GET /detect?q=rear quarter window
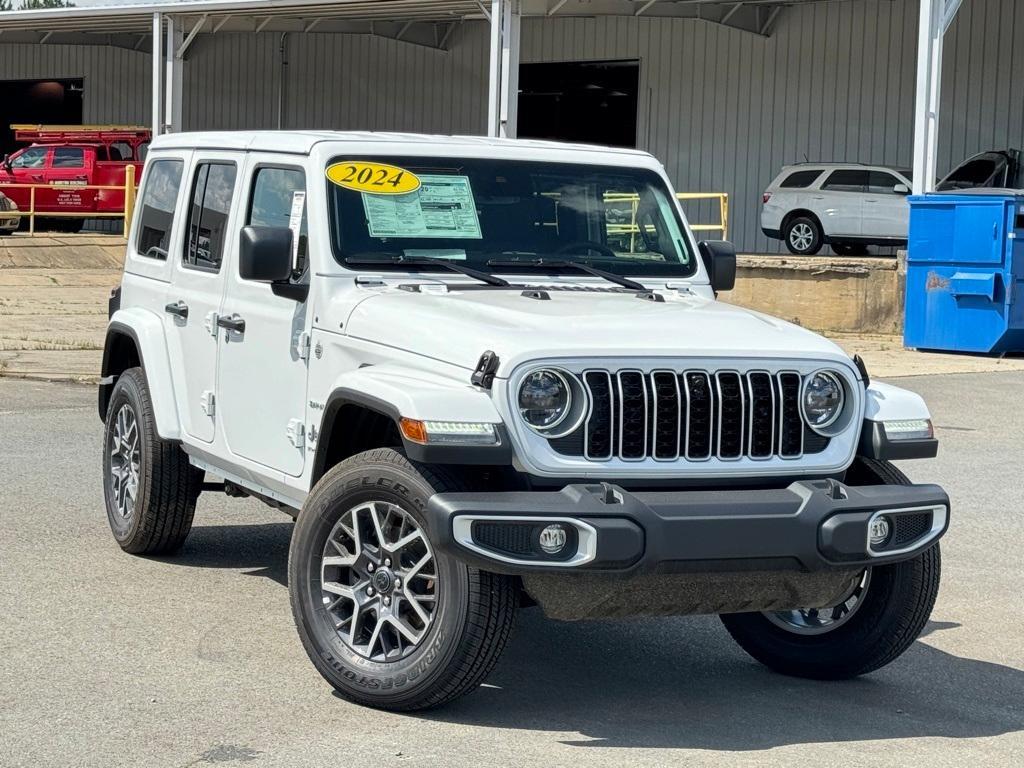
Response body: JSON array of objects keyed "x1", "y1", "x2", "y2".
[{"x1": 779, "y1": 170, "x2": 823, "y2": 188}]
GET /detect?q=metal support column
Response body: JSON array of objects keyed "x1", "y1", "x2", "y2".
[
  {"x1": 165, "y1": 15, "x2": 184, "y2": 133},
  {"x1": 912, "y1": 0, "x2": 962, "y2": 195},
  {"x1": 486, "y1": 0, "x2": 504, "y2": 137},
  {"x1": 151, "y1": 11, "x2": 163, "y2": 137},
  {"x1": 499, "y1": 1, "x2": 520, "y2": 138}
]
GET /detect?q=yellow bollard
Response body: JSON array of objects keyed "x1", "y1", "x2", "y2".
[{"x1": 123, "y1": 165, "x2": 137, "y2": 239}]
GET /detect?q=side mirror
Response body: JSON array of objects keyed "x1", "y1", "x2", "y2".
[
  {"x1": 2, "y1": 155, "x2": 11, "y2": 173},
  {"x1": 698, "y1": 240, "x2": 737, "y2": 293},
  {"x1": 239, "y1": 225, "x2": 293, "y2": 282},
  {"x1": 893, "y1": 183, "x2": 910, "y2": 195}
]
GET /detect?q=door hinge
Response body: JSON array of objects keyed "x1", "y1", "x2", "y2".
[
  {"x1": 204, "y1": 311, "x2": 219, "y2": 337},
  {"x1": 286, "y1": 418, "x2": 305, "y2": 448},
  {"x1": 201, "y1": 390, "x2": 216, "y2": 417},
  {"x1": 297, "y1": 332, "x2": 311, "y2": 361}
]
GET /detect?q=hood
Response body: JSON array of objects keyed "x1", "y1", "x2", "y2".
[{"x1": 337, "y1": 284, "x2": 852, "y2": 375}]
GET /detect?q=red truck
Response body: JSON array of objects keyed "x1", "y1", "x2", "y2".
[{"x1": 0, "y1": 124, "x2": 149, "y2": 231}]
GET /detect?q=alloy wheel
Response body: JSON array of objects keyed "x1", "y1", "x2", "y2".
[
  {"x1": 763, "y1": 569, "x2": 872, "y2": 635},
  {"x1": 319, "y1": 501, "x2": 438, "y2": 662},
  {"x1": 109, "y1": 403, "x2": 141, "y2": 520},
  {"x1": 789, "y1": 222, "x2": 815, "y2": 252}
]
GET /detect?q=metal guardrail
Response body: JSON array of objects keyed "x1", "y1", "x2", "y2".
[
  {"x1": 604, "y1": 191, "x2": 729, "y2": 249},
  {"x1": 1, "y1": 164, "x2": 137, "y2": 237}
]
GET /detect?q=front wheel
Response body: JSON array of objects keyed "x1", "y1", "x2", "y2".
[
  {"x1": 721, "y1": 457, "x2": 941, "y2": 678},
  {"x1": 288, "y1": 448, "x2": 518, "y2": 711}
]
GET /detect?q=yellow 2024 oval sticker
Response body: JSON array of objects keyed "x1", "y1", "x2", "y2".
[{"x1": 326, "y1": 162, "x2": 421, "y2": 195}]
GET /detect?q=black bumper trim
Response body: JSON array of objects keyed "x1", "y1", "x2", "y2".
[{"x1": 425, "y1": 479, "x2": 949, "y2": 575}]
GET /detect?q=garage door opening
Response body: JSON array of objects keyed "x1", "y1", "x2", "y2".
[
  {"x1": 0, "y1": 78, "x2": 83, "y2": 156},
  {"x1": 517, "y1": 60, "x2": 639, "y2": 148}
]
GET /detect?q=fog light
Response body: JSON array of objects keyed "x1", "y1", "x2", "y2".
[
  {"x1": 869, "y1": 515, "x2": 892, "y2": 548},
  {"x1": 538, "y1": 524, "x2": 568, "y2": 555}
]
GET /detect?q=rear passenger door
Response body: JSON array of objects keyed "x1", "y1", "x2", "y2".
[
  {"x1": 217, "y1": 157, "x2": 310, "y2": 477},
  {"x1": 817, "y1": 169, "x2": 868, "y2": 237},
  {"x1": 163, "y1": 156, "x2": 240, "y2": 444}
]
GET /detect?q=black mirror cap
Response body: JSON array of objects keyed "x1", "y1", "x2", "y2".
[
  {"x1": 239, "y1": 225, "x2": 293, "y2": 283},
  {"x1": 698, "y1": 240, "x2": 737, "y2": 293}
]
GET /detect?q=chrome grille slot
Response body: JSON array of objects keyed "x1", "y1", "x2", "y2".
[
  {"x1": 715, "y1": 372, "x2": 745, "y2": 460},
  {"x1": 777, "y1": 371, "x2": 804, "y2": 458},
  {"x1": 684, "y1": 371, "x2": 714, "y2": 460},
  {"x1": 573, "y1": 366, "x2": 819, "y2": 463},
  {"x1": 617, "y1": 370, "x2": 648, "y2": 460}
]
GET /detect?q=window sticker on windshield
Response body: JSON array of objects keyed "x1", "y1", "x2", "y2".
[
  {"x1": 326, "y1": 162, "x2": 421, "y2": 195},
  {"x1": 288, "y1": 191, "x2": 305, "y2": 266},
  {"x1": 361, "y1": 175, "x2": 482, "y2": 239}
]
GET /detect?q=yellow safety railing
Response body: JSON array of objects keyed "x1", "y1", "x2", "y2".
[
  {"x1": 2, "y1": 164, "x2": 137, "y2": 238},
  {"x1": 603, "y1": 191, "x2": 729, "y2": 249},
  {"x1": 675, "y1": 192, "x2": 729, "y2": 240}
]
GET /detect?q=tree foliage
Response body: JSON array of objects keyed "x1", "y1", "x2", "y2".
[{"x1": 17, "y1": 0, "x2": 76, "y2": 9}]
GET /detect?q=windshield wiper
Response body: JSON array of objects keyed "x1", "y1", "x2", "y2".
[
  {"x1": 344, "y1": 255, "x2": 510, "y2": 287},
  {"x1": 486, "y1": 257, "x2": 645, "y2": 292}
]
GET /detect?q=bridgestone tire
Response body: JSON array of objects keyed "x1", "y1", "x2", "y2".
[
  {"x1": 102, "y1": 367, "x2": 203, "y2": 554},
  {"x1": 289, "y1": 448, "x2": 518, "y2": 711},
  {"x1": 720, "y1": 458, "x2": 941, "y2": 679}
]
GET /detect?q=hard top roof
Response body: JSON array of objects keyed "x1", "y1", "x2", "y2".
[{"x1": 150, "y1": 130, "x2": 655, "y2": 161}]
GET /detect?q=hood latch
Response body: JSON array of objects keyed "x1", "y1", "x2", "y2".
[{"x1": 471, "y1": 350, "x2": 500, "y2": 390}]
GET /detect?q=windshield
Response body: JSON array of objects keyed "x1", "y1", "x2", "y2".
[{"x1": 327, "y1": 156, "x2": 696, "y2": 278}]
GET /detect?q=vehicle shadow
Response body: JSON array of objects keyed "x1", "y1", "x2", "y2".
[
  {"x1": 424, "y1": 612, "x2": 1024, "y2": 751},
  {"x1": 152, "y1": 521, "x2": 293, "y2": 587}
]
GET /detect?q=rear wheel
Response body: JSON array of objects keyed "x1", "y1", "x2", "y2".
[
  {"x1": 721, "y1": 458, "x2": 941, "y2": 678},
  {"x1": 784, "y1": 215, "x2": 823, "y2": 255},
  {"x1": 289, "y1": 448, "x2": 518, "y2": 711},
  {"x1": 102, "y1": 367, "x2": 203, "y2": 554}
]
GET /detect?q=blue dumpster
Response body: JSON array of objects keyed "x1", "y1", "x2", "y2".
[{"x1": 904, "y1": 192, "x2": 1024, "y2": 354}]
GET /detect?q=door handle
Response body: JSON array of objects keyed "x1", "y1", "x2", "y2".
[
  {"x1": 164, "y1": 300, "x2": 189, "y2": 319},
  {"x1": 216, "y1": 313, "x2": 246, "y2": 333}
]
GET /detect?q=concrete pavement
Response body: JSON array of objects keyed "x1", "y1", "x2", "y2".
[{"x1": 1, "y1": 372, "x2": 1022, "y2": 767}]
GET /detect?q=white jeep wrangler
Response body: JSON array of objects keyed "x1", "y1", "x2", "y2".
[{"x1": 100, "y1": 131, "x2": 948, "y2": 711}]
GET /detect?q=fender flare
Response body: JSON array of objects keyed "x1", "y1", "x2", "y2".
[
  {"x1": 100, "y1": 309, "x2": 181, "y2": 440},
  {"x1": 859, "y1": 382, "x2": 937, "y2": 460},
  {"x1": 311, "y1": 367, "x2": 511, "y2": 480}
]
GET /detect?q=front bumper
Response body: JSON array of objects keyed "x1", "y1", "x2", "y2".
[{"x1": 426, "y1": 479, "x2": 949, "y2": 575}]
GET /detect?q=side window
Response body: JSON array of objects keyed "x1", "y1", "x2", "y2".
[
  {"x1": 11, "y1": 147, "x2": 48, "y2": 169},
  {"x1": 867, "y1": 172, "x2": 901, "y2": 195},
  {"x1": 52, "y1": 147, "x2": 85, "y2": 168},
  {"x1": 135, "y1": 159, "x2": 184, "y2": 259},
  {"x1": 246, "y1": 166, "x2": 308, "y2": 277},
  {"x1": 822, "y1": 169, "x2": 869, "y2": 193},
  {"x1": 183, "y1": 162, "x2": 237, "y2": 272},
  {"x1": 779, "y1": 170, "x2": 823, "y2": 188}
]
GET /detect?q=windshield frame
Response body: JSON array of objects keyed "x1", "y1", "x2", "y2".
[{"x1": 325, "y1": 154, "x2": 700, "y2": 281}]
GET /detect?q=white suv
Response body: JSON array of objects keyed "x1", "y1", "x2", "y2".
[
  {"x1": 99, "y1": 131, "x2": 949, "y2": 711},
  {"x1": 761, "y1": 163, "x2": 912, "y2": 255}
]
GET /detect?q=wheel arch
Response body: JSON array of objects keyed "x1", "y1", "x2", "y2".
[
  {"x1": 782, "y1": 208, "x2": 823, "y2": 233},
  {"x1": 99, "y1": 311, "x2": 181, "y2": 440},
  {"x1": 310, "y1": 390, "x2": 405, "y2": 487}
]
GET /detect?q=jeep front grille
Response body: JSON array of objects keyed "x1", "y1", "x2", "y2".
[{"x1": 569, "y1": 369, "x2": 819, "y2": 462}]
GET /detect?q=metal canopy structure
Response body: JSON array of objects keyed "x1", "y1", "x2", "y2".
[{"x1": 0, "y1": 0, "x2": 967, "y2": 193}]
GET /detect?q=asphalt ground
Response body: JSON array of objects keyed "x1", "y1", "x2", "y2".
[{"x1": 1, "y1": 372, "x2": 1022, "y2": 768}]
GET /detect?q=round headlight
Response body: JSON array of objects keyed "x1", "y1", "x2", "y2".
[
  {"x1": 802, "y1": 371, "x2": 845, "y2": 429},
  {"x1": 518, "y1": 369, "x2": 571, "y2": 431}
]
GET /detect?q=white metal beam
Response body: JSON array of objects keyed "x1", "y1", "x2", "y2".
[
  {"x1": 151, "y1": 11, "x2": 162, "y2": 136},
  {"x1": 438, "y1": 21, "x2": 458, "y2": 49},
  {"x1": 176, "y1": 13, "x2": 207, "y2": 58},
  {"x1": 721, "y1": 3, "x2": 742, "y2": 26},
  {"x1": 759, "y1": 6, "x2": 782, "y2": 36},
  {"x1": 499, "y1": 0, "x2": 521, "y2": 138},
  {"x1": 912, "y1": 0, "x2": 943, "y2": 194},
  {"x1": 941, "y1": 0, "x2": 963, "y2": 34},
  {"x1": 547, "y1": 0, "x2": 568, "y2": 16},
  {"x1": 635, "y1": 0, "x2": 658, "y2": 16},
  {"x1": 254, "y1": 16, "x2": 272, "y2": 33},
  {"x1": 486, "y1": 0, "x2": 503, "y2": 136},
  {"x1": 165, "y1": 15, "x2": 183, "y2": 132},
  {"x1": 212, "y1": 15, "x2": 231, "y2": 33}
]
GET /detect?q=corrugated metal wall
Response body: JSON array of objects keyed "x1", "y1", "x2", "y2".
[{"x1": 1, "y1": 0, "x2": 1022, "y2": 251}]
